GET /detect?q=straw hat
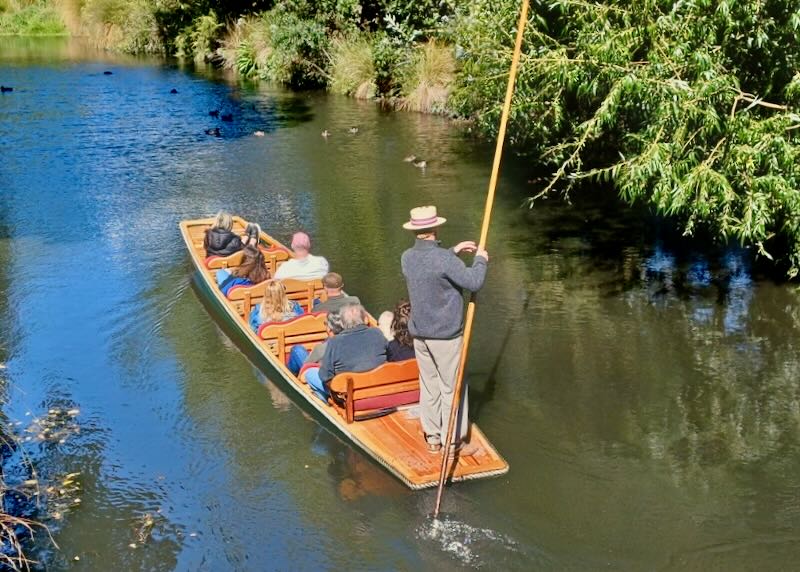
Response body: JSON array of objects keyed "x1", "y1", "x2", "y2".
[{"x1": 402, "y1": 205, "x2": 447, "y2": 231}]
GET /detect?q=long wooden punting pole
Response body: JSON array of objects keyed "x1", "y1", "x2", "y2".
[{"x1": 433, "y1": 0, "x2": 530, "y2": 517}]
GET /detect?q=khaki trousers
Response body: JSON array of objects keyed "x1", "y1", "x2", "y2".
[{"x1": 413, "y1": 336, "x2": 469, "y2": 444}]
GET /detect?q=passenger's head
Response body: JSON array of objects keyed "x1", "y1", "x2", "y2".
[
  {"x1": 322, "y1": 272, "x2": 343, "y2": 295},
  {"x1": 339, "y1": 302, "x2": 368, "y2": 331},
  {"x1": 233, "y1": 246, "x2": 269, "y2": 283},
  {"x1": 213, "y1": 211, "x2": 233, "y2": 232},
  {"x1": 326, "y1": 310, "x2": 345, "y2": 336},
  {"x1": 391, "y1": 299, "x2": 412, "y2": 347},
  {"x1": 290, "y1": 231, "x2": 312, "y2": 256},
  {"x1": 259, "y1": 280, "x2": 293, "y2": 323}
]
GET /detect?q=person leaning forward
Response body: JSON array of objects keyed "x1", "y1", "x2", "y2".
[{"x1": 400, "y1": 205, "x2": 488, "y2": 454}]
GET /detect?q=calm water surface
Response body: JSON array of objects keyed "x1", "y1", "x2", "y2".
[{"x1": 1, "y1": 38, "x2": 799, "y2": 570}]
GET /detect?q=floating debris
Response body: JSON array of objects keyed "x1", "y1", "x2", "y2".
[
  {"x1": 25, "y1": 406, "x2": 81, "y2": 444},
  {"x1": 135, "y1": 513, "x2": 156, "y2": 543}
]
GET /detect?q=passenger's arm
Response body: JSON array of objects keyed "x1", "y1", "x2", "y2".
[{"x1": 319, "y1": 344, "x2": 335, "y2": 383}]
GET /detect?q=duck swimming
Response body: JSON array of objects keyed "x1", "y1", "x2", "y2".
[
  {"x1": 403, "y1": 155, "x2": 416, "y2": 162},
  {"x1": 170, "y1": 88, "x2": 178, "y2": 94},
  {"x1": 348, "y1": 127, "x2": 359, "y2": 134},
  {"x1": 253, "y1": 130, "x2": 265, "y2": 137},
  {"x1": 204, "y1": 127, "x2": 221, "y2": 137},
  {"x1": 413, "y1": 160, "x2": 427, "y2": 169},
  {"x1": 0, "y1": 86, "x2": 13, "y2": 93},
  {"x1": 221, "y1": 113, "x2": 233, "y2": 122},
  {"x1": 103, "y1": 71, "x2": 113, "y2": 75},
  {"x1": 321, "y1": 130, "x2": 330, "y2": 138},
  {"x1": 209, "y1": 110, "x2": 219, "y2": 118}
]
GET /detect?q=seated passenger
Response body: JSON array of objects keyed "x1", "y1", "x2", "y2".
[
  {"x1": 205, "y1": 211, "x2": 244, "y2": 257},
  {"x1": 304, "y1": 303, "x2": 387, "y2": 402},
  {"x1": 273, "y1": 231, "x2": 329, "y2": 281},
  {"x1": 287, "y1": 310, "x2": 345, "y2": 375},
  {"x1": 386, "y1": 300, "x2": 415, "y2": 362},
  {"x1": 249, "y1": 279, "x2": 304, "y2": 332},
  {"x1": 313, "y1": 272, "x2": 360, "y2": 314},
  {"x1": 215, "y1": 245, "x2": 270, "y2": 296}
]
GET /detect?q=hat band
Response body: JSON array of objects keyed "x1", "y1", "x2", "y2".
[{"x1": 410, "y1": 215, "x2": 439, "y2": 227}]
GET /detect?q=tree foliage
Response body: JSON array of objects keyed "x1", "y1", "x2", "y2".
[{"x1": 452, "y1": 0, "x2": 800, "y2": 276}]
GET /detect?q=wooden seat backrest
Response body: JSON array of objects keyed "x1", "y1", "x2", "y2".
[
  {"x1": 206, "y1": 250, "x2": 245, "y2": 269},
  {"x1": 282, "y1": 278, "x2": 326, "y2": 312},
  {"x1": 262, "y1": 247, "x2": 290, "y2": 276},
  {"x1": 258, "y1": 313, "x2": 329, "y2": 363},
  {"x1": 226, "y1": 281, "x2": 268, "y2": 318},
  {"x1": 329, "y1": 360, "x2": 420, "y2": 422}
]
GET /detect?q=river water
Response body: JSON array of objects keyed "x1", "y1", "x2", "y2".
[{"x1": 1, "y1": 37, "x2": 799, "y2": 570}]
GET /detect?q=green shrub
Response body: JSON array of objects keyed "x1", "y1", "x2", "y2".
[
  {"x1": 259, "y1": 9, "x2": 330, "y2": 87},
  {"x1": 329, "y1": 35, "x2": 376, "y2": 99},
  {"x1": 190, "y1": 11, "x2": 222, "y2": 62}
]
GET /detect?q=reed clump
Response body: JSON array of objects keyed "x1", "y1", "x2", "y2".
[
  {"x1": 80, "y1": 0, "x2": 161, "y2": 53},
  {"x1": 396, "y1": 40, "x2": 455, "y2": 114},
  {"x1": 328, "y1": 36, "x2": 376, "y2": 99},
  {"x1": 0, "y1": 0, "x2": 66, "y2": 36}
]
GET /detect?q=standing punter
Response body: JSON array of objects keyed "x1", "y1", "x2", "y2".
[{"x1": 401, "y1": 205, "x2": 488, "y2": 454}]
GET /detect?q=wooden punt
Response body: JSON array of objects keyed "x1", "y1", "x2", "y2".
[{"x1": 180, "y1": 216, "x2": 509, "y2": 489}]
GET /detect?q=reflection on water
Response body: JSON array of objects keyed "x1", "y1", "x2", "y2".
[{"x1": 1, "y1": 37, "x2": 800, "y2": 570}]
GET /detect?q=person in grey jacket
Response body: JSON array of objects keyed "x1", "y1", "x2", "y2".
[
  {"x1": 304, "y1": 303, "x2": 387, "y2": 402},
  {"x1": 400, "y1": 206, "x2": 488, "y2": 453}
]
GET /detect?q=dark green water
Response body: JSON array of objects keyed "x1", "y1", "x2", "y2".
[{"x1": 1, "y1": 37, "x2": 799, "y2": 570}]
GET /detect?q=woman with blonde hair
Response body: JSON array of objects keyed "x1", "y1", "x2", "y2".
[
  {"x1": 204, "y1": 210, "x2": 244, "y2": 257},
  {"x1": 249, "y1": 280, "x2": 304, "y2": 332}
]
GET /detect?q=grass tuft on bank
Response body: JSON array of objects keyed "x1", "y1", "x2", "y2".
[
  {"x1": 328, "y1": 36, "x2": 376, "y2": 99},
  {"x1": 396, "y1": 40, "x2": 455, "y2": 113},
  {"x1": 0, "y1": 0, "x2": 66, "y2": 36}
]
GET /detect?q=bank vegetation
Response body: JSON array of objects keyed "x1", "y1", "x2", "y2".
[{"x1": 4, "y1": 0, "x2": 800, "y2": 276}]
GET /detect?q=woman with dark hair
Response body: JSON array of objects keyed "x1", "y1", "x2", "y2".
[
  {"x1": 215, "y1": 245, "x2": 270, "y2": 296},
  {"x1": 387, "y1": 299, "x2": 415, "y2": 362}
]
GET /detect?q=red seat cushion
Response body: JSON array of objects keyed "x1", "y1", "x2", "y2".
[{"x1": 353, "y1": 390, "x2": 419, "y2": 412}]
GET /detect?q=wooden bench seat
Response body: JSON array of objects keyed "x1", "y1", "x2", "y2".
[
  {"x1": 329, "y1": 360, "x2": 420, "y2": 423},
  {"x1": 205, "y1": 245, "x2": 290, "y2": 276},
  {"x1": 258, "y1": 313, "x2": 329, "y2": 363},
  {"x1": 225, "y1": 278, "x2": 327, "y2": 319}
]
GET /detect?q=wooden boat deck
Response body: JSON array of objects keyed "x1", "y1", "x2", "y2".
[{"x1": 180, "y1": 216, "x2": 509, "y2": 489}]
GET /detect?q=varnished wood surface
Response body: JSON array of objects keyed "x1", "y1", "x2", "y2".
[{"x1": 180, "y1": 217, "x2": 509, "y2": 488}]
